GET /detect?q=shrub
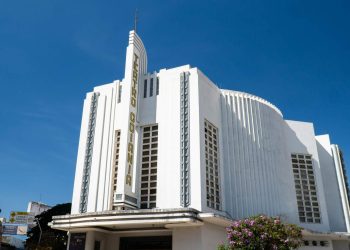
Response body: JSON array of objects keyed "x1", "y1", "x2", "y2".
[{"x1": 218, "y1": 215, "x2": 302, "y2": 250}]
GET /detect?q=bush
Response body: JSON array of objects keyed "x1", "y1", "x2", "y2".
[{"x1": 218, "y1": 215, "x2": 302, "y2": 250}]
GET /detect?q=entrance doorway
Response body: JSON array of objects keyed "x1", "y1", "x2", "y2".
[{"x1": 119, "y1": 236, "x2": 172, "y2": 250}]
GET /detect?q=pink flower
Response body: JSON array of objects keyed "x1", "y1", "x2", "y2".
[
  {"x1": 274, "y1": 219, "x2": 280, "y2": 224},
  {"x1": 232, "y1": 221, "x2": 240, "y2": 227}
]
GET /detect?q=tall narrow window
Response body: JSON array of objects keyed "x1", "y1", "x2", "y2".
[
  {"x1": 156, "y1": 77, "x2": 159, "y2": 95},
  {"x1": 111, "y1": 130, "x2": 121, "y2": 210},
  {"x1": 204, "y1": 120, "x2": 221, "y2": 210},
  {"x1": 117, "y1": 85, "x2": 122, "y2": 103},
  {"x1": 180, "y1": 72, "x2": 190, "y2": 207},
  {"x1": 144, "y1": 79, "x2": 147, "y2": 98},
  {"x1": 80, "y1": 92, "x2": 99, "y2": 213},
  {"x1": 291, "y1": 154, "x2": 321, "y2": 223},
  {"x1": 140, "y1": 125, "x2": 158, "y2": 209},
  {"x1": 150, "y1": 78, "x2": 154, "y2": 97}
]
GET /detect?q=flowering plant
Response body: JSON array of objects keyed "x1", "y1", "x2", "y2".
[{"x1": 218, "y1": 215, "x2": 302, "y2": 250}]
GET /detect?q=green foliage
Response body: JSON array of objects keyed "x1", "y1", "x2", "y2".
[
  {"x1": 26, "y1": 203, "x2": 71, "y2": 250},
  {"x1": 218, "y1": 215, "x2": 303, "y2": 250}
]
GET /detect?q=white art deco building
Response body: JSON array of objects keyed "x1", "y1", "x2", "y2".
[{"x1": 51, "y1": 30, "x2": 350, "y2": 250}]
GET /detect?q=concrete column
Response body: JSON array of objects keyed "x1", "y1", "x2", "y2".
[{"x1": 85, "y1": 231, "x2": 95, "y2": 250}]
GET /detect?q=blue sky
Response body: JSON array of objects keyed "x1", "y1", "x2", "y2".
[{"x1": 0, "y1": 0, "x2": 349, "y2": 219}]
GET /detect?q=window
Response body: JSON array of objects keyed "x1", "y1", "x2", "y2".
[
  {"x1": 111, "y1": 130, "x2": 121, "y2": 209},
  {"x1": 303, "y1": 240, "x2": 329, "y2": 247},
  {"x1": 150, "y1": 78, "x2": 154, "y2": 97},
  {"x1": 117, "y1": 85, "x2": 122, "y2": 103},
  {"x1": 140, "y1": 124, "x2": 158, "y2": 209},
  {"x1": 94, "y1": 241, "x2": 101, "y2": 250},
  {"x1": 291, "y1": 154, "x2": 321, "y2": 223},
  {"x1": 320, "y1": 241, "x2": 329, "y2": 246},
  {"x1": 156, "y1": 77, "x2": 159, "y2": 95},
  {"x1": 80, "y1": 92, "x2": 99, "y2": 213},
  {"x1": 144, "y1": 79, "x2": 147, "y2": 98},
  {"x1": 205, "y1": 120, "x2": 221, "y2": 210}
]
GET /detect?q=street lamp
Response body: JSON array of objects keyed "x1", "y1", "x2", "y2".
[
  {"x1": 35, "y1": 218, "x2": 42, "y2": 248},
  {"x1": 0, "y1": 208, "x2": 2, "y2": 250}
]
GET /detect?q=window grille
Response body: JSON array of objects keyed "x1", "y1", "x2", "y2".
[
  {"x1": 205, "y1": 120, "x2": 221, "y2": 210},
  {"x1": 180, "y1": 72, "x2": 190, "y2": 207},
  {"x1": 291, "y1": 154, "x2": 321, "y2": 223},
  {"x1": 111, "y1": 130, "x2": 121, "y2": 210},
  {"x1": 80, "y1": 92, "x2": 99, "y2": 213},
  {"x1": 140, "y1": 125, "x2": 158, "y2": 209}
]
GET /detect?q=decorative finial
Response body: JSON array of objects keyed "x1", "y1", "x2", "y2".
[{"x1": 134, "y1": 9, "x2": 138, "y2": 33}]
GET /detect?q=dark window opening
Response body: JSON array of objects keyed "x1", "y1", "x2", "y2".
[
  {"x1": 156, "y1": 77, "x2": 159, "y2": 95},
  {"x1": 150, "y1": 78, "x2": 154, "y2": 97},
  {"x1": 144, "y1": 79, "x2": 147, "y2": 98}
]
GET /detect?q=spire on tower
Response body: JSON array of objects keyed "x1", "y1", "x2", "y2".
[{"x1": 134, "y1": 9, "x2": 138, "y2": 33}]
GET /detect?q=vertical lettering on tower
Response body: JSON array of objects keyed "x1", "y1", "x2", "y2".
[{"x1": 126, "y1": 53, "x2": 139, "y2": 186}]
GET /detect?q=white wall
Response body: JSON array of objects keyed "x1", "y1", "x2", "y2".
[
  {"x1": 70, "y1": 41, "x2": 347, "y2": 239},
  {"x1": 220, "y1": 90, "x2": 297, "y2": 222},
  {"x1": 316, "y1": 135, "x2": 347, "y2": 232},
  {"x1": 195, "y1": 69, "x2": 223, "y2": 214},
  {"x1": 331, "y1": 145, "x2": 350, "y2": 233},
  {"x1": 85, "y1": 231, "x2": 108, "y2": 250},
  {"x1": 150, "y1": 66, "x2": 190, "y2": 209},
  {"x1": 71, "y1": 93, "x2": 94, "y2": 214},
  {"x1": 71, "y1": 82, "x2": 125, "y2": 214},
  {"x1": 285, "y1": 120, "x2": 330, "y2": 232},
  {"x1": 298, "y1": 235, "x2": 333, "y2": 250},
  {"x1": 172, "y1": 227, "x2": 202, "y2": 250},
  {"x1": 173, "y1": 223, "x2": 226, "y2": 250},
  {"x1": 87, "y1": 83, "x2": 118, "y2": 213},
  {"x1": 332, "y1": 240, "x2": 349, "y2": 250}
]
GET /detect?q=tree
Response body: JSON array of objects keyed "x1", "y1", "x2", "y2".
[
  {"x1": 26, "y1": 203, "x2": 71, "y2": 250},
  {"x1": 218, "y1": 215, "x2": 303, "y2": 250}
]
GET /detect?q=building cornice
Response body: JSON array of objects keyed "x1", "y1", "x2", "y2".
[{"x1": 49, "y1": 208, "x2": 234, "y2": 232}]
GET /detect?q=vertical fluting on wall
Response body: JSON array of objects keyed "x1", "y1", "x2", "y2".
[
  {"x1": 80, "y1": 92, "x2": 99, "y2": 213},
  {"x1": 220, "y1": 90, "x2": 286, "y2": 219},
  {"x1": 180, "y1": 72, "x2": 191, "y2": 207},
  {"x1": 105, "y1": 85, "x2": 117, "y2": 210}
]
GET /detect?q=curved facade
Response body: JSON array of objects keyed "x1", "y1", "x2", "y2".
[{"x1": 220, "y1": 90, "x2": 296, "y2": 220}]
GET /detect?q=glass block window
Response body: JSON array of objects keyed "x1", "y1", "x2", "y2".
[
  {"x1": 205, "y1": 120, "x2": 221, "y2": 210},
  {"x1": 291, "y1": 153, "x2": 321, "y2": 223},
  {"x1": 140, "y1": 125, "x2": 158, "y2": 209},
  {"x1": 111, "y1": 130, "x2": 121, "y2": 210},
  {"x1": 80, "y1": 92, "x2": 99, "y2": 213}
]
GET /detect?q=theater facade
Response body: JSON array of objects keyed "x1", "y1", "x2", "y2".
[{"x1": 50, "y1": 30, "x2": 350, "y2": 250}]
